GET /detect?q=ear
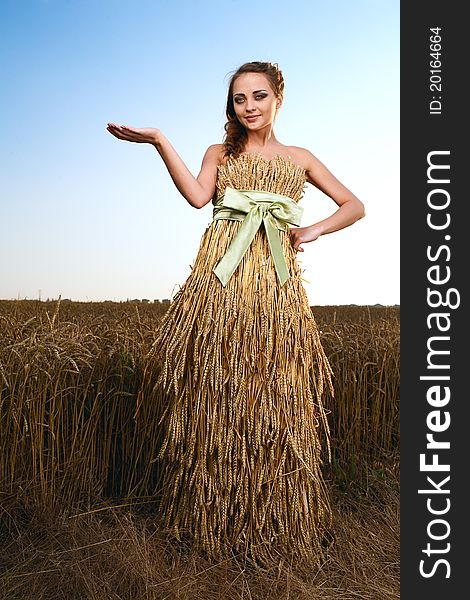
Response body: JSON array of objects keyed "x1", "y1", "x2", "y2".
[{"x1": 276, "y1": 95, "x2": 283, "y2": 110}]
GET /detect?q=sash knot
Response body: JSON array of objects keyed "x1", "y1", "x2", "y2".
[{"x1": 211, "y1": 187, "x2": 303, "y2": 286}]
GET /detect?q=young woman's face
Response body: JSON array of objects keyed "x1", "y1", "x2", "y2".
[{"x1": 232, "y1": 72, "x2": 282, "y2": 131}]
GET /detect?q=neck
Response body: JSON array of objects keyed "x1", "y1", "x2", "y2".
[{"x1": 244, "y1": 127, "x2": 278, "y2": 151}]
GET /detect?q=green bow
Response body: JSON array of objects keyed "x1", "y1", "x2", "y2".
[{"x1": 212, "y1": 187, "x2": 304, "y2": 287}]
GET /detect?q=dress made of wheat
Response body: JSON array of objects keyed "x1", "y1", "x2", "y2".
[{"x1": 139, "y1": 152, "x2": 334, "y2": 568}]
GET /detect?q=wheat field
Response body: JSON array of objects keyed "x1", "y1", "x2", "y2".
[{"x1": 0, "y1": 299, "x2": 399, "y2": 599}]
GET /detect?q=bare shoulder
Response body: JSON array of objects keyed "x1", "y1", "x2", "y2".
[
  {"x1": 201, "y1": 143, "x2": 226, "y2": 166},
  {"x1": 285, "y1": 146, "x2": 320, "y2": 171}
]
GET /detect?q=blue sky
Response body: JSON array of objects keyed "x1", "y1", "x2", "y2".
[{"x1": 0, "y1": 0, "x2": 399, "y2": 305}]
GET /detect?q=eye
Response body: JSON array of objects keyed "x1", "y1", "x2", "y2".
[
  {"x1": 255, "y1": 93, "x2": 267, "y2": 100},
  {"x1": 234, "y1": 97, "x2": 245, "y2": 104}
]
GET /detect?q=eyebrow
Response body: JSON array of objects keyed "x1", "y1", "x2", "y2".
[{"x1": 233, "y1": 89, "x2": 269, "y2": 97}]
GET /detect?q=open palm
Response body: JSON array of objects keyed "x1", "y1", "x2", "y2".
[{"x1": 106, "y1": 123, "x2": 159, "y2": 144}]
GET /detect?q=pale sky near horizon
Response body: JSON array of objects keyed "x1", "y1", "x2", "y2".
[{"x1": 0, "y1": 0, "x2": 399, "y2": 306}]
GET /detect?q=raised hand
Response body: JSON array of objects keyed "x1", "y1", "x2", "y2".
[{"x1": 106, "y1": 123, "x2": 160, "y2": 145}]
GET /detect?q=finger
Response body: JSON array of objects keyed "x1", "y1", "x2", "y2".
[
  {"x1": 107, "y1": 126, "x2": 137, "y2": 141},
  {"x1": 108, "y1": 124, "x2": 133, "y2": 136},
  {"x1": 107, "y1": 125, "x2": 125, "y2": 136},
  {"x1": 117, "y1": 125, "x2": 144, "y2": 139},
  {"x1": 106, "y1": 125, "x2": 123, "y2": 135},
  {"x1": 107, "y1": 129, "x2": 130, "y2": 141}
]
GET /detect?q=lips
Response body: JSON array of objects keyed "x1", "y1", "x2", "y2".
[{"x1": 245, "y1": 115, "x2": 260, "y2": 121}]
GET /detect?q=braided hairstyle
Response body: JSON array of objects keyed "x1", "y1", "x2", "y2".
[{"x1": 222, "y1": 61, "x2": 285, "y2": 159}]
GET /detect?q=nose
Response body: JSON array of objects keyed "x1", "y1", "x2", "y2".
[{"x1": 246, "y1": 99, "x2": 256, "y2": 112}]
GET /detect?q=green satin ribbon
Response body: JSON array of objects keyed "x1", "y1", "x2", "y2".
[{"x1": 212, "y1": 187, "x2": 304, "y2": 287}]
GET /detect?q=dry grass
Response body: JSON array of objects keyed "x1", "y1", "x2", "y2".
[
  {"x1": 0, "y1": 299, "x2": 399, "y2": 598},
  {"x1": 0, "y1": 472, "x2": 398, "y2": 599}
]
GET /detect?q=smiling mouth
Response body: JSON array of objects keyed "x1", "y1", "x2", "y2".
[{"x1": 245, "y1": 115, "x2": 260, "y2": 120}]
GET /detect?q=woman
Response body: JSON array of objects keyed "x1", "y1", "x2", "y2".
[{"x1": 107, "y1": 61, "x2": 365, "y2": 569}]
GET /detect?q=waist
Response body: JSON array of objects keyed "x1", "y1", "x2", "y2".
[
  {"x1": 212, "y1": 187, "x2": 302, "y2": 227},
  {"x1": 210, "y1": 187, "x2": 303, "y2": 287}
]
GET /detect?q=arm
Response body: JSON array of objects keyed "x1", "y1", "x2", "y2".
[
  {"x1": 289, "y1": 149, "x2": 366, "y2": 252},
  {"x1": 106, "y1": 123, "x2": 221, "y2": 209},
  {"x1": 153, "y1": 133, "x2": 222, "y2": 209}
]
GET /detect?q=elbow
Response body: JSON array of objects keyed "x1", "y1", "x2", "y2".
[
  {"x1": 356, "y1": 200, "x2": 366, "y2": 221},
  {"x1": 192, "y1": 196, "x2": 213, "y2": 210},
  {"x1": 193, "y1": 201, "x2": 206, "y2": 210},
  {"x1": 186, "y1": 196, "x2": 204, "y2": 209}
]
